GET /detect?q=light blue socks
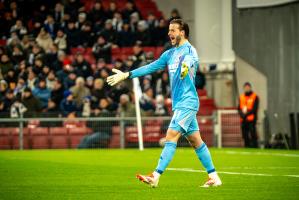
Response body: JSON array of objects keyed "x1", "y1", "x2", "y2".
[
  {"x1": 155, "y1": 141, "x2": 177, "y2": 174},
  {"x1": 195, "y1": 142, "x2": 215, "y2": 174}
]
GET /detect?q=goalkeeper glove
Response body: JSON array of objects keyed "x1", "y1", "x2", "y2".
[
  {"x1": 107, "y1": 69, "x2": 130, "y2": 86},
  {"x1": 180, "y1": 62, "x2": 189, "y2": 79}
]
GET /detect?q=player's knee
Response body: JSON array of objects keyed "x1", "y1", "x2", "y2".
[{"x1": 165, "y1": 129, "x2": 181, "y2": 142}]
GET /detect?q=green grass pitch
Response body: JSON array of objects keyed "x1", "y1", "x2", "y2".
[{"x1": 0, "y1": 148, "x2": 299, "y2": 200}]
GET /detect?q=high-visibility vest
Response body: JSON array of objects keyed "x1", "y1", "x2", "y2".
[{"x1": 239, "y1": 92, "x2": 257, "y2": 122}]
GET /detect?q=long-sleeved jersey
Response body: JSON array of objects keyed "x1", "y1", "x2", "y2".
[{"x1": 130, "y1": 41, "x2": 200, "y2": 111}]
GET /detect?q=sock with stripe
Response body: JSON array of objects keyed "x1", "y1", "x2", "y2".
[
  {"x1": 155, "y1": 141, "x2": 177, "y2": 176},
  {"x1": 195, "y1": 142, "x2": 216, "y2": 174}
]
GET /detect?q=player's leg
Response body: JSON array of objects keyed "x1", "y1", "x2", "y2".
[
  {"x1": 185, "y1": 118, "x2": 222, "y2": 187},
  {"x1": 136, "y1": 127, "x2": 181, "y2": 187},
  {"x1": 242, "y1": 122, "x2": 250, "y2": 147},
  {"x1": 249, "y1": 122, "x2": 258, "y2": 148}
]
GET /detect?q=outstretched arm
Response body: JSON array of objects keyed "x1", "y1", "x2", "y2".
[
  {"x1": 107, "y1": 51, "x2": 168, "y2": 86},
  {"x1": 129, "y1": 52, "x2": 168, "y2": 78}
]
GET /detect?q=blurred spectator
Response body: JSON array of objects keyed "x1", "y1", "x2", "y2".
[
  {"x1": 154, "y1": 19, "x2": 169, "y2": 46},
  {"x1": 140, "y1": 86, "x2": 155, "y2": 114},
  {"x1": 36, "y1": 28, "x2": 53, "y2": 52},
  {"x1": 92, "y1": 98, "x2": 114, "y2": 117},
  {"x1": 112, "y1": 12, "x2": 123, "y2": 32},
  {"x1": 21, "y1": 87, "x2": 42, "y2": 117},
  {"x1": 156, "y1": 71, "x2": 171, "y2": 98},
  {"x1": 44, "y1": 15, "x2": 57, "y2": 39},
  {"x1": 27, "y1": 44, "x2": 44, "y2": 66},
  {"x1": 0, "y1": 54, "x2": 14, "y2": 78},
  {"x1": 99, "y1": 19, "x2": 118, "y2": 45},
  {"x1": 9, "y1": 19, "x2": 28, "y2": 38},
  {"x1": 46, "y1": 70, "x2": 56, "y2": 90},
  {"x1": 44, "y1": 44, "x2": 59, "y2": 69},
  {"x1": 64, "y1": 70, "x2": 77, "y2": 89},
  {"x1": 129, "y1": 12, "x2": 140, "y2": 32},
  {"x1": 53, "y1": 2, "x2": 64, "y2": 23},
  {"x1": 60, "y1": 90, "x2": 77, "y2": 116},
  {"x1": 54, "y1": 29, "x2": 67, "y2": 51},
  {"x1": 27, "y1": 69, "x2": 38, "y2": 90},
  {"x1": 32, "y1": 79, "x2": 51, "y2": 109},
  {"x1": 88, "y1": 1, "x2": 107, "y2": 26},
  {"x1": 195, "y1": 71, "x2": 206, "y2": 89},
  {"x1": 122, "y1": 1, "x2": 139, "y2": 21},
  {"x1": 169, "y1": 8, "x2": 181, "y2": 22},
  {"x1": 92, "y1": 35, "x2": 112, "y2": 63},
  {"x1": 2, "y1": 89, "x2": 15, "y2": 113},
  {"x1": 14, "y1": 77, "x2": 26, "y2": 96},
  {"x1": 82, "y1": 96, "x2": 91, "y2": 117},
  {"x1": 117, "y1": 94, "x2": 135, "y2": 117},
  {"x1": 65, "y1": 0, "x2": 85, "y2": 19},
  {"x1": 117, "y1": 23, "x2": 135, "y2": 47},
  {"x1": 72, "y1": 53, "x2": 92, "y2": 78},
  {"x1": 76, "y1": 12, "x2": 87, "y2": 30},
  {"x1": 91, "y1": 78, "x2": 106, "y2": 107},
  {"x1": 0, "y1": 80, "x2": 8, "y2": 98},
  {"x1": 106, "y1": 1, "x2": 117, "y2": 19},
  {"x1": 70, "y1": 77, "x2": 91, "y2": 107},
  {"x1": 5, "y1": 69, "x2": 18, "y2": 90},
  {"x1": 130, "y1": 42, "x2": 146, "y2": 69},
  {"x1": 11, "y1": 45, "x2": 26, "y2": 65},
  {"x1": 135, "y1": 21, "x2": 151, "y2": 46},
  {"x1": 155, "y1": 94, "x2": 168, "y2": 116},
  {"x1": 65, "y1": 20, "x2": 81, "y2": 49},
  {"x1": 80, "y1": 21, "x2": 95, "y2": 47},
  {"x1": 50, "y1": 79, "x2": 64, "y2": 110}
]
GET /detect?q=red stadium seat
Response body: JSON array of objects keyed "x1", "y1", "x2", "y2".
[
  {"x1": 0, "y1": 128, "x2": 12, "y2": 149},
  {"x1": 30, "y1": 127, "x2": 50, "y2": 149},
  {"x1": 49, "y1": 127, "x2": 69, "y2": 149},
  {"x1": 11, "y1": 128, "x2": 30, "y2": 149},
  {"x1": 68, "y1": 127, "x2": 92, "y2": 148}
]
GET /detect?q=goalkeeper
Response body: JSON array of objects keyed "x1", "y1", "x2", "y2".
[{"x1": 107, "y1": 19, "x2": 222, "y2": 188}]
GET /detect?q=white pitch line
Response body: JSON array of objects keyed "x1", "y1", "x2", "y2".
[
  {"x1": 167, "y1": 168, "x2": 299, "y2": 178},
  {"x1": 223, "y1": 151, "x2": 299, "y2": 158}
]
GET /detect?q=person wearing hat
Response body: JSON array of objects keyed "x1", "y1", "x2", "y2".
[
  {"x1": 21, "y1": 87, "x2": 42, "y2": 117},
  {"x1": 238, "y1": 82, "x2": 259, "y2": 148}
]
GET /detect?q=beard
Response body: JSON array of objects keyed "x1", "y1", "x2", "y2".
[{"x1": 175, "y1": 35, "x2": 181, "y2": 47}]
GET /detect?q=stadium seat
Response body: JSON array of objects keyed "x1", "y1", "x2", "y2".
[
  {"x1": 11, "y1": 128, "x2": 31, "y2": 149},
  {"x1": 0, "y1": 128, "x2": 12, "y2": 149},
  {"x1": 109, "y1": 126, "x2": 120, "y2": 148},
  {"x1": 63, "y1": 120, "x2": 87, "y2": 128},
  {"x1": 49, "y1": 127, "x2": 69, "y2": 149},
  {"x1": 30, "y1": 127, "x2": 50, "y2": 149},
  {"x1": 68, "y1": 127, "x2": 93, "y2": 148}
]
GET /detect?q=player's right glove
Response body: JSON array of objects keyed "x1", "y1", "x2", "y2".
[
  {"x1": 180, "y1": 62, "x2": 189, "y2": 79},
  {"x1": 107, "y1": 69, "x2": 130, "y2": 86}
]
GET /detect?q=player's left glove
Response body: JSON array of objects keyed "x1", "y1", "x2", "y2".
[{"x1": 180, "y1": 62, "x2": 189, "y2": 79}]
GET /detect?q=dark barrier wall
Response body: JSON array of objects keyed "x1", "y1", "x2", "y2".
[{"x1": 232, "y1": 1, "x2": 299, "y2": 136}]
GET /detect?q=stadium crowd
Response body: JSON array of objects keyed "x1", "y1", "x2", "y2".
[{"x1": 0, "y1": 0, "x2": 205, "y2": 119}]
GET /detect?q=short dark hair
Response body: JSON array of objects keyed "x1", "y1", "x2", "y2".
[
  {"x1": 243, "y1": 82, "x2": 251, "y2": 87},
  {"x1": 170, "y1": 19, "x2": 189, "y2": 38}
]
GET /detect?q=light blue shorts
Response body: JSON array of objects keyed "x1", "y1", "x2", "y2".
[{"x1": 168, "y1": 109, "x2": 199, "y2": 136}]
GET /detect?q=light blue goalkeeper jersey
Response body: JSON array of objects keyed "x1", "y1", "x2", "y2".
[{"x1": 129, "y1": 41, "x2": 200, "y2": 111}]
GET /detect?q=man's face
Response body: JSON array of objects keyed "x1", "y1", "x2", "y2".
[
  {"x1": 168, "y1": 23, "x2": 184, "y2": 46},
  {"x1": 244, "y1": 85, "x2": 252, "y2": 93}
]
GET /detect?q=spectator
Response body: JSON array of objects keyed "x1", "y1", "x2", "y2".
[
  {"x1": 52, "y1": 2, "x2": 64, "y2": 23},
  {"x1": 122, "y1": 1, "x2": 139, "y2": 21},
  {"x1": 27, "y1": 44, "x2": 44, "y2": 66},
  {"x1": 154, "y1": 94, "x2": 168, "y2": 116},
  {"x1": 60, "y1": 90, "x2": 77, "y2": 117},
  {"x1": 99, "y1": 19, "x2": 118, "y2": 45},
  {"x1": 106, "y1": 1, "x2": 117, "y2": 19},
  {"x1": 140, "y1": 86, "x2": 155, "y2": 114},
  {"x1": 65, "y1": 0, "x2": 85, "y2": 19},
  {"x1": 44, "y1": 15, "x2": 57, "y2": 39},
  {"x1": 169, "y1": 8, "x2": 181, "y2": 22},
  {"x1": 238, "y1": 82, "x2": 259, "y2": 148},
  {"x1": 36, "y1": 28, "x2": 53, "y2": 52},
  {"x1": 0, "y1": 80, "x2": 8, "y2": 99},
  {"x1": 64, "y1": 70, "x2": 77, "y2": 89},
  {"x1": 50, "y1": 79, "x2": 64, "y2": 109},
  {"x1": 154, "y1": 19, "x2": 169, "y2": 46},
  {"x1": 77, "y1": 12, "x2": 87, "y2": 30},
  {"x1": 92, "y1": 98, "x2": 114, "y2": 117},
  {"x1": 156, "y1": 71, "x2": 171, "y2": 98},
  {"x1": 70, "y1": 77, "x2": 91, "y2": 107},
  {"x1": 129, "y1": 12, "x2": 140, "y2": 32},
  {"x1": 88, "y1": 1, "x2": 107, "y2": 25},
  {"x1": 32, "y1": 57, "x2": 44, "y2": 76},
  {"x1": 80, "y1": 21, "x2": 95, "y2": 47},
  {"x1": 27, "y1": 69, "x2": 38, "y2": 90},
  {"x1": 117, "y1": 23, "x2": 135, "y2": 47},
  {"x1": 0, "y1": 54, "x2": 14, "y2": 78},
  {"x1": 9, "y1": 19, "x2": 28, "y2": 38},
  {"x1": 54, "y1": 29, "x2": 67, "y2": 51},
  {"x1": 72, "y1": 52, "x2": 92, "y2": 78},
  {"x1": 44, "y1": 44, "x2": 59, "y2": 69},
  {"x1": 117, "y1": 94, "x2": 135, "y2": 117},
  {"x1": 135, "y1": 21, "x2": 151, "y2": 46},
  {"x1": 52, "y1": 50, "x2": 66, "y2": 72},
  {"x1": 130, "y1": 42, "x2": 146, "y2": 69},
  {"x1": 46, "y1": 70, "x2": 56, "y2": 90},
  {"x1": 91, "y1": 78, "x2": 106, "y2": 107},
  {"x1": 32, "y1": 79, "x2": 51, "y2": 109},
  {"x1": 11, "y1": 45, "x2": 26, "y2": 65},
  {"x1": 14, "y1": 77, "x2": 26, "y2": 96},
  {"x1": 112, "y1": 12, "x2": 123, "y2": 32},
  {"x1": 65, "y1": 20, "x2": 81, "y2": 49},
  {"x1": 21, "y1": 87, "x2": 42, "y2": 117},
  {"x1": 3, "y1": 89, "x2": 15, "y2": 113},
  {"x1": 92, "y1": 35, "x2": 112, "y2": 63},
  {"x1": 4, "y1": 69, "x2": 18, "y2": 90},
  {"x1": 20, "y1": 35, "x2": 32, "y2": 51}
]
